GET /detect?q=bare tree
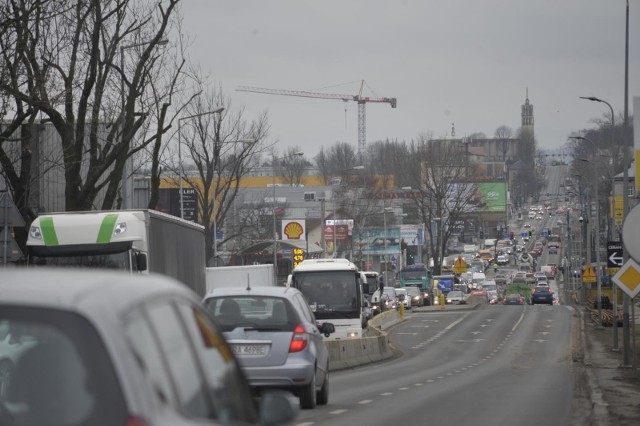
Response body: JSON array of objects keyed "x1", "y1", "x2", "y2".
[
  {"x1": 494, "y1": 125, "x2": 513, "y2": 161},
  {"x1": 0, "y1": 0, "x2": 180, "y2": 213},
  {"x1": 402, "y1": 138, "x2": 478, "y2": 275},
  {"x1": 277, "y1": 146, "x2": 310, "y2": 186},
  {"x1": 170, "y1": 87, "x2": 272, "y2": 266}
]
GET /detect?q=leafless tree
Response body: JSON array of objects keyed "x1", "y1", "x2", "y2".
[
  {"x1": 168, "y1": 87, "x2": 272, "y2": 266},
  {"x1": 402, "y1": 138, "x2": 478, "y2": 275},
  {"x1": 277, "y1": 146, "x2": 310, "y2": 186},
  {"x1": 0, "y1": 0, "x2": 180, "y2": 214},
  {"x1": 494, "y1": 125, "x2": 513, "y2": 161}
]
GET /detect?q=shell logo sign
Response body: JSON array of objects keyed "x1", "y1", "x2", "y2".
[{"x1": 282, "y1": 220, "x2": 306, "y2": 240}]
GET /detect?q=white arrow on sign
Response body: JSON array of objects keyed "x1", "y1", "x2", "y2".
[{"x1": 609, "y1": 251, "x2": 623, "y2": 266}]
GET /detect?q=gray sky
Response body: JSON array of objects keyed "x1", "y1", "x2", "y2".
[{"x1": 181, "y1": 0, "x2": 639, "y2": 158}]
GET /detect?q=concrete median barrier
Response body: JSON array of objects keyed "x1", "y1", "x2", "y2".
[{"x1": 326, "y1": 310, "x2": 402, "y2": 371}]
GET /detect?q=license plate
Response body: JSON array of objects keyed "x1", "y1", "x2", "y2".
[{"x1": 231, "y1": 344, "x2": 268, "y2": 355}]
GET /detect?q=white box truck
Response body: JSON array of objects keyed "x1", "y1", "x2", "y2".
[
  {"x1": 205, "y1": 264, "x2": 275, "y2": 292},
  {"x1": 26, "y1": 209, "x2": 207, "y2": 296}
]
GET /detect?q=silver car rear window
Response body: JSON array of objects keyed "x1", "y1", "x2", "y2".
[{"x1": 206, "y1": 296, "x2": 299, "y2": 332}]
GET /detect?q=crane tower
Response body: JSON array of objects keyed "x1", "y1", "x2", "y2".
[{"x1": 236, "y1": 81, "x2": 397, "y2": 161}]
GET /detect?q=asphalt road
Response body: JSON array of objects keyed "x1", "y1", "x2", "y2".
[{"x1": 294, "y1": 303, "x2": 577, "y2": 426}]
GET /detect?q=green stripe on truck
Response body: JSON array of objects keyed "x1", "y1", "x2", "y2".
[
  {"x1": 40, "y1": 217, "x2": 59, "y2": 246},
  {"x1": 97, "y1": 214, "x2": 119, "y2": 243}
]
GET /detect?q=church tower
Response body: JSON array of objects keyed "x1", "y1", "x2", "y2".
[{"x1": 521, "y1": 88, "x2": 534, "y2": 137}]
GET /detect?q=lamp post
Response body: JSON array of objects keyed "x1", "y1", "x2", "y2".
[
  {"x1": 120, "y1": 38, "x2": 168, "y2": 209},
  {"x1": 272, "y1": 152, "x2": 304, "y2": 283},
  {"x1": 178, "y1": 108, "x2": 225, "y2": 220},
  {"x1": 579, "y1": 95, "x2": 620, "y2": 351},
  {"x1": 572, "y1": 134, "x2": 603, "y2": 327}
]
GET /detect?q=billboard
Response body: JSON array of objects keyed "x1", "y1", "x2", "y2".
[
  {"x1": 399, "y1": 225, "x2": 424, "y2": 246},
  {"x1": 471, "y1": 182, "x2": 506, "y2": 213},
  {"x1": 353, "y1": 228, "x2": 401, "y2": 255}
]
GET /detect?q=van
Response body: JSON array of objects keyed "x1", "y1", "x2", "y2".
[{"x1": 471, "y1": 272, "x2": 486, "y2": 288}]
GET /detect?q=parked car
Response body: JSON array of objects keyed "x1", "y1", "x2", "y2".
[
  {"x1": 531, "y1": 286, "x2": 554, "y2": 305},
  {"x1": 203, "y1": 286, "x2": 334, "y2": 409},
  {"x1": 0, "y1": 269, "x2": 296, "y2": 426},
  {"x1": 404, "y1": 286, "x2": 424, "y2": 307}
]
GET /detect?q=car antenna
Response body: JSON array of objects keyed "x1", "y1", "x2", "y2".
[{"x1": 246, "y1": 274, "x2": 251, "y2": 291}]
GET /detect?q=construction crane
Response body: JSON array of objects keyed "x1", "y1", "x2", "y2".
[{"x1": 236, "y1": 80, "x2": 397, "y2": 161}]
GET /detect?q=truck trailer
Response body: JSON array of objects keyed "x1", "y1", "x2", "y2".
[
  {"x1": 205, "y1": 264, "x2": 275, "y2": 292},
  {"x1": 26, "y1": 209, "x2": 206, "y2": 296}
]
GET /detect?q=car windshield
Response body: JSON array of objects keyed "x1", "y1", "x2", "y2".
[
  {"x1": 294, "y1": 271, "x2": 359, "y2": 318},
  {"x1": 405, "y1": 287, "x2": 420, "y2": 296},
  {"x1": 0, "y1": 307, "x2": 126, "y2": 425}
]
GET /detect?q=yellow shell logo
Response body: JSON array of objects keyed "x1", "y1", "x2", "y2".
[{"x1": 284, "y1": 221, "x2": 304, "y2": 239}]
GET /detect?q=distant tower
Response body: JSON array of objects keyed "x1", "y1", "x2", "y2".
[{"x1": 521, "y1": 88, "x2": 534, "y2": 137}]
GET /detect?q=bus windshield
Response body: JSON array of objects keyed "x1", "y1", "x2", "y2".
[{"x1": 293, "y1": 271, "x2": 359, "y2": 320}]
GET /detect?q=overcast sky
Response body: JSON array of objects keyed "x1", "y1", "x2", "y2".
[{"x1": 180, "y1": 0, "x2": 639, "y2": 158}]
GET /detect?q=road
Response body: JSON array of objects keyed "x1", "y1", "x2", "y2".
[
  {"x1": 294, "y1": 303, "x2": 577, "y2": 426},
  {"x1": 294, "y1": 165, "x2": 576, "y2": 426}
]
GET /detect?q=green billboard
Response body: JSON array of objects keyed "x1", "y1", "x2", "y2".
[{"x1": 472, "y1": 182, "x2": 506, "y2": 213}]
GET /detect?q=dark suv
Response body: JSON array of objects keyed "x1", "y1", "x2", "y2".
[{"x1": 531, "y1": 286, "x2": 554, "y2": 305}]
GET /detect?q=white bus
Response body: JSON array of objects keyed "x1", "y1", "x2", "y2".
[{"x1": 287, "y1": 259, "x2": 367, "y2": 339}]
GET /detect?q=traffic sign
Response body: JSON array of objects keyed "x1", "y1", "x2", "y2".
[
  {"x1": 607, "y1": 242, "x2": 624, "y2": 268},
  {"x1": 582, "y1": 264, "x2": 596, "y2": 283},
  {"x1": 612, "y1": 258, "x2": 640, "y2": 298},
  {"x1": 622, "y1": 204, "x2": 640, "y2": 262},
  {"x1": 453, "y1": 256, "x2": 467, "y2": 274}
]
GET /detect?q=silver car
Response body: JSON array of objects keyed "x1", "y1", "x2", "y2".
[
  {"x1": 203, "y1": 286, "x2": 334, "y2": 410},
  {"x1": 0, "y1": 269, "x2": 295, "y2": 426}
]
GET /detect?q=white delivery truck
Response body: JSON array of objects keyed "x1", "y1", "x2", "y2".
[
  {"x1": 287, "y1": 259, "x2": 368, "y2": 340},
  {"x1": 205, "y1": 264, "x2": 275, "y2": 292},
  {"x1": 26, "y1": 209, "x2": 207, "y2": 296}
]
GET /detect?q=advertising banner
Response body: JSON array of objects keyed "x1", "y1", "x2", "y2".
[
  {"x1": 471, "y1": 182, "x2": 506, "y2": 213},
  {"x1": 399, "y1": 225, "x2": 424, "y2": 246},
  {"x1": 353, "y1": 228, "x2": 401, "y2": 255},
  {"x1": 282, "y1": 220, "x2": 306, "y2": 240},
  {"x1": 324, "y1": 224, "x2": 349, "y2": 242}
]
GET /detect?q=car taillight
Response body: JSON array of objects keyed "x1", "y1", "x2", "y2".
[
  {"x1": 126, "y1": 417, "x2": 150, "y2": 426},
  {"x1": 289, "y1": 324, "x2": 308, "y2": 353},
  {"x1": 503, "y1": 298, "x2": 506, "y2": 303}
]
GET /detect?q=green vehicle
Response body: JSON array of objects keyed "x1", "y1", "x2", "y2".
[{"x1": 399, "y1": 264, "x2": 433, "y2": 305}]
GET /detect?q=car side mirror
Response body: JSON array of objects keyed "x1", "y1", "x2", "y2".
[
  {"x1": 319, "y1": 322, "x2": 335, "y2": 337},
  {"x1": 136, "y1": 253, "x2": 148, "y2": 272}
]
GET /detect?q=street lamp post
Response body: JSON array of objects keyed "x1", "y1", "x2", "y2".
[
  {"x1": 571, "y1": 136, "x2": 603, "y2": 327},
  {"x1": 579, "y1": 95, "x2": 621, "y2": 351},
  {"x1": 120, "y1": 38, "x2": 168, "y2": 209},
  {"x1": 178, "y1": 108, "x2": 225, "y2": 220},
  {"x1": 272, "y1": 152, "x2": 304, "y2": 284}
]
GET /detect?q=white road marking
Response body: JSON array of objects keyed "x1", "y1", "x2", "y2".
[
  {"x1": 512, "y1": 310, "x2": 526, "y2": 332},
  {"x1": 414, "y1": 383, "x2": 423, "y2": 386},
  {"x1": 358, "y1": 400, "x2": 373, "y2": 405},
  {"x1": 445, "y1": 313, "x2": 471, "y2": 330},
  {"x1": 540, "y1": 331, "x2": 552, "y2": 335},
  {"x1": 295, "y1": 422, "x2": 314, "y2": 426},
  {"x1": 398, "y1": 387, "x2": 410, "y2": 391},
  {"x1": 470, "y1": 331, "x2": 482, "y2": 335},
  {"x1": 532, "y1": 339, "x2": 548, "y2": 343},
  {"x1": 456, "y1": 339, "x2": 485, "y2": 343},
  {"x1": 330, "y1": 409, "x2": 347, "y2": 415},
  {"x1": 381, "y1": 392, "x2": 393, "y2": 396}
]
